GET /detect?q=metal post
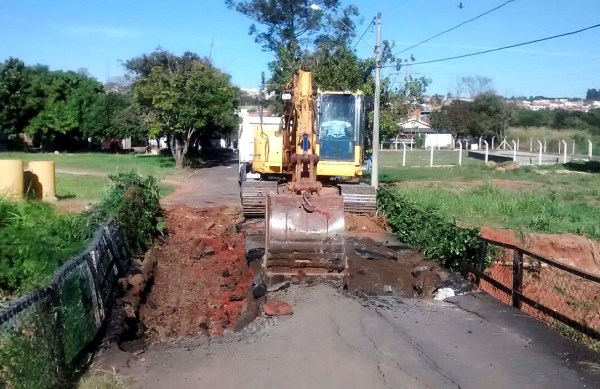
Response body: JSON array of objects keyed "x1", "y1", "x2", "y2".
[
  {"x1": 402, "y1": 142, "x2": 406, "y2": 167},
  {"x1": 589, "y1": 139, "x2": 593, "y2": 161},
  {"x1": 430, "y1": 145, "x2": 434, "y2": 167},
  {"x1": 517, "y1": 138, "x2": 520, "y2": 152},
  {"x1": 572, "y1": 140, "x2": 575, "y2": 155},
  {"x1": 558, "y1": 140, "x2": 561, "y2": 154},
  {"x1": 529, "y1": 138, "x2": 532, "y2": 152},
  {"x1": 537, "y1": 140, "x2": 543, "y2": 166},
  {"x1": 479, "y1": 136, "x2": 482, "y2": 150},
  {"x1": 512, "y1": 248, "x2": 523, "y2": 309},
  {"x1": 502, "y1": 137, "x2": 507, "y2": 150},
  {"x1": 562, "y1": 140, "x2": 567, "y2": 163},
  {"x1": 512, "y1": 140, "x2": 517, "y2": 162},
  {"x1": 483, "y1": 140, "x2": 489, "y2": 163},
  {"x1": 543, "y1": 138, "x2": 547, "y2": 153},
  {"x1": 458, "y1": 141, "x2": 463, "y2": 166},
  {"x1": 371, "y1": 12, "x2": 382, "y2": 188},
  {"x1": 491, "y1": 136, "x2": 495, "y2": 151}
]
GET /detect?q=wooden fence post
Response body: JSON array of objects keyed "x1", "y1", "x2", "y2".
[{"x1": 512, "y1": 248, "x2": 523, "y2": 308}]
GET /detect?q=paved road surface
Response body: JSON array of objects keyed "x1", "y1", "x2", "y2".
[
  {"x1": 104, "y1": 285, "x2": 599, "y2": 388},
  {"x1": 161, "y1": 160, "x2": 240, "y2": 208},
  {"x1": 96, "y1": 162, "x2": 600, "y2": 388}
]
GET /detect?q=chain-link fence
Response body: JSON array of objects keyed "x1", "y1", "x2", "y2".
[
  {"x1": 473, "y1": 238, "x2": 600, "y2": 348},
  {"x1": 0, "y1": 220, "x2": 129, "y2": 388}
]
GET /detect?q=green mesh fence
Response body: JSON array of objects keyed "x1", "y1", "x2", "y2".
[{"x1": 0, "y1": 220, "x2": 130, "y2": 388}]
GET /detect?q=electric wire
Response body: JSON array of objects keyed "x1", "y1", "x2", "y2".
[
  {"x1": 384, "y1": 22, "x2": 600, "y2": 67},
  {"x1": 394, "y1": 0, "x2": 517, "y2": 55}
]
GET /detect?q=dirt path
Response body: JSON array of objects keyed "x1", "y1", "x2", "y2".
[{"x1": 91, "y1": 162, "x2": 600, "y2": 388}]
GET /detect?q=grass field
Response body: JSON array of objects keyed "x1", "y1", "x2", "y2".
[
  {"x1": 0, "y1": 152, "x2": 177, "y2": 177},
  {"x1": 381, "y1": 162, "x2": 600, "y2": 239},
  {"x1": 1, "y1": 152, "x2": 180, "y2": 206},
  {"x1": 380, "y1": 149, "x2": 479, "y2": 167}
]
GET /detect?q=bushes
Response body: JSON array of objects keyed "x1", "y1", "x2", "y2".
[
  {"x1": 0, "y1": 171, "x2": 162, "y2": 295},
  {"x1": 378, "y1": 188, "x2": 487, "y2": 270},
  {"x1": 96, "y1": 172, "x2": 163, "y2": 254},
  {"x1": 0, "y1": 201, "x2": 93, "y2": 293}
]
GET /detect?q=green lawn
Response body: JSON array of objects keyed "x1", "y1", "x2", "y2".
[
  {"x1": 0, "y1": 152, "x2": 178, "y2": 178},
  {"x1": 381, "y1": 162, "x2": 600, "y2": 239},
  {"x1": 2, "y1": 152, "x2": 180, "y2": 206},
  {"x1": 379, "y1": 149, "x2": 480, "y2": 168}
]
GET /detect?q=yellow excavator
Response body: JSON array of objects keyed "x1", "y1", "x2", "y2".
[{"x1": 240, "y1": 70, "x2": 376, "y2": 285}]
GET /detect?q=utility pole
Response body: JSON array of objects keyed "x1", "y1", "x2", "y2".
[{"x1": 371, "y1": 12, "x2": 382, "y2": 188}]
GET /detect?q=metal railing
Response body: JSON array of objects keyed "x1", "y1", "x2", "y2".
[
  {"x1": 473, "y1": 237, "x2": 600, "y2": 341},
  {"x1": 0, "y1": 220, "x2": 130, "y2": 387}
]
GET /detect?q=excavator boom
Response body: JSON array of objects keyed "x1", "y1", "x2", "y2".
[{"x1": 263, "y1": 71, "x2": 348, "y2": 285}]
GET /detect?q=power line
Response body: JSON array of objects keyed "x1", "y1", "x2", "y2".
[
  {"x1": 394, "y1": 0, "x2": 517, "y2": 56},
  {"x1": 384, "y1": 22, "x2": 600, "y2": 67},
  {"x1": 352, "y1": 17, "x2": 376, "y2": 50},
  {"x1": 338, "y1": 18, "x2": 374, "y2": 50}
]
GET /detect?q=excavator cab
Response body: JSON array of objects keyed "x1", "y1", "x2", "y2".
[{"x1": 317, "y1": 92, "x2": 363, "y2": 163}]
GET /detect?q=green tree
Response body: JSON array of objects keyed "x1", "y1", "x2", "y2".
[
  {"x1": 0, "y1": 58, "x2": 29, "y2": 140},
  {"x1": 26, "y1": 71, "x2": 103, "y2": 149},
  {"x1": 85, "y1": 92, "x2": 144, "y2": 141},
  {"x1": 226, "y1": 0, "x2": 359, "y2": 93},
  {"x1": 432, "y1": 93, "x2": 515, "y2": 140},
  {"x1": 132, "y1": 53, "x2": 239, "y2": 168}
]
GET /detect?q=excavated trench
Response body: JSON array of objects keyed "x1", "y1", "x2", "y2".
[{"x1": 105, "y1": 207, "x2": 462, "y2": 353}]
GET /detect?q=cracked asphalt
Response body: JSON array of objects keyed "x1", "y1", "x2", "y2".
[{"x1": 105, "y1": 285, "x2": 599, "y2": 388}]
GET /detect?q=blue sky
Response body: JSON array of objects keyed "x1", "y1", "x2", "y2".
[{"x1": 1, "y1": 0, "x2": 599, "y2": 98}]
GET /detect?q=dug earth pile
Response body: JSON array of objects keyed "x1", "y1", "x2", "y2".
[
  {"x1": 140, "y1": 206, "x2": 253, "y2": 337},
  {"x1": 133, "y1": 207, "x2": 456, "y2": 342}
]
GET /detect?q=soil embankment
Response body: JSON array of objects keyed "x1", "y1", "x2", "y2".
[{"x1": 139, "y1": 205, "x2": 253, "y2": 338}]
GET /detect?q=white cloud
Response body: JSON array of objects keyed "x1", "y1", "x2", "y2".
[{"x1": 58, "y1": 25, "x2": 142, "y2": 39}]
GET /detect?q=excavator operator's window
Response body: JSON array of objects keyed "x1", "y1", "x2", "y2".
[{"x1": 318, "y1": 94, "x2": 356, "y2": 161}]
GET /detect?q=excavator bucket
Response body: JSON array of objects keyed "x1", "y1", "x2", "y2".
[{"x1": 264, "y1": 194, "x2": 347, "y2": 286}]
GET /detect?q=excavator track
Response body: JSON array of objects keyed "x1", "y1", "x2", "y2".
[
  {"x1": 241, "y1": 180, "x2": 278, "y2": 218},
  {"x1": 338, "y1": 183, "x2": 377, "y2": 215}
]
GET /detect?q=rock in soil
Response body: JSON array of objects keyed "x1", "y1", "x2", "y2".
[
  {"x1": 267, "y1": 281, "x2": 291, "y2": 293},
  {"x1": 263, "y1": 300, "x2": 293, "y2": 316}
]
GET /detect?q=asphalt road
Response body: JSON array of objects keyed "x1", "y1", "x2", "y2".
[
  {"x1": 106, "y1": 285, "x2": 599, "y2": 388},
  {"x1": 95, "y1": 160, "x2": 600, "y2": 388}
]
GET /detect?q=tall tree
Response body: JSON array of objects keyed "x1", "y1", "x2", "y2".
[
  {"x1": 0, "y1": 58, "x2": 29, "y2": 139},
  {"x1": 131, "y1": 52, "x2": 239, "y2": 168},
  {"x1": 226, "y1": 0, "x2": 359, "y2": 92},
  {"x1": 25, "y1": 70, "x2": 103, "y2": 149},
  {"x1": 458, "y1": 75, "x2": 494, "y2": 98}
]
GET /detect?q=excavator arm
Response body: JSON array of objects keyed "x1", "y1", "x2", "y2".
[{"x1": 263, "y1": 71, "x2": 348, "y2": 286}]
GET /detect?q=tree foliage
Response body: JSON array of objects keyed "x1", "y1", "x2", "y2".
[
  {"x1": 0, "y1": 58, "x2": 29, "y2": 140},
  {"x1": 228, "y1": 1, "x2": 432, "y2": 148},
  {"x1": 129, "y1": 50, "x2": 240, "y2": 168},
  {"x1": 512, "y1": 107, "x2": 600, "y2": 135},
  {"x1": 0, "y1": 58, "x2": 142, "y2": 150},
  {"x1": 586, "y1": 88, "x2": 600, "y2": 101},
  {"x1": 432, "y1": 93, "x2": 516, "y2": 139}
]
